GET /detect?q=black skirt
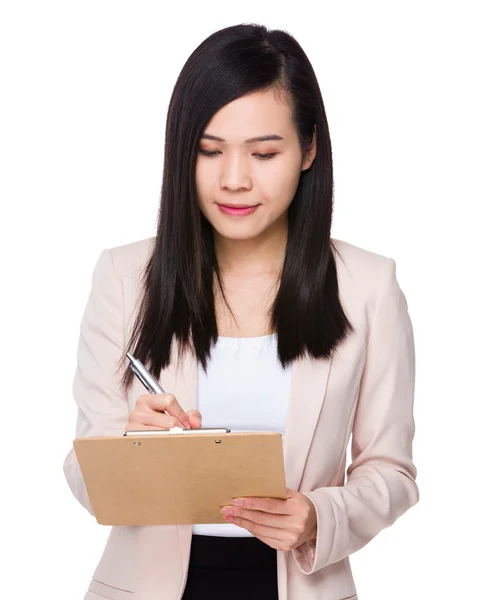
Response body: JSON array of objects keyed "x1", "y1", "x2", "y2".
[{"x1": 182, "y1": 534, "x2": 279, "y2": 599}]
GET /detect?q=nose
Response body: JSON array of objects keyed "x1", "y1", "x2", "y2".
[{"x1": 219, "y1": 154, "x2": 252, "y2": 192}]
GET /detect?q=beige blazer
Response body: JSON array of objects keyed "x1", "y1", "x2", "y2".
[{"x1": 63, "y1": 235, "x2": 419, "y2": 600}]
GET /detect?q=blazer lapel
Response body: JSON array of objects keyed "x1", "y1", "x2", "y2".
[
  {"x1": 283, "y1": 352, "x2": 333, "y2": 491},
  {"x1": 159, "y1": 336, "x2": 199, "y2": 414}
]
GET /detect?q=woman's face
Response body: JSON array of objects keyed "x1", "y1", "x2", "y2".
[{"x1": 196, "y1": 89, "x2": 316, "y2": 242}]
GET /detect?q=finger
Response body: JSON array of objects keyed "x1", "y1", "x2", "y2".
[
  {"x1": 125, "y1": 423, "x2": 169, "y2": 432},
  {"x1": 223, "y1": 507, "x2": 294, "y2": 530},
  {"x1": 145, "y1": 413, "x2": 186, "y2": 429},
  {"x1": 186, "y1": 410, "x2": 202, "y2": 428},
  {"x1": 224, "y1": 514, "x2": 284, "y2": 541},
  {"x1": 232, "y1": 496, "x2": 291, "y2": 515},
  {"x1": 129, "y1": 410, "x2": 185, "y2": 430},
  {"x1": 147, "y1": 393, "x2": 191, "y2": 429}
]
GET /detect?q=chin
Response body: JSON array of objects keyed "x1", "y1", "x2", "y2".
[{"x1": 213, "y1": 223, "x2": 263, "y2": 241}]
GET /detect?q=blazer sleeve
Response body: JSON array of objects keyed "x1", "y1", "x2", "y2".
[
  {"x1": 62, "y1": 248, "x2": 129, "y2": 516},
  {"x1": 292, "y1": 257, "x2": 419, "y2": 574}
]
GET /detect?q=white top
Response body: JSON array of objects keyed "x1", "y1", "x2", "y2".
[{"x1": 192, "y1": 333, "x2": 292, "y2": 537}]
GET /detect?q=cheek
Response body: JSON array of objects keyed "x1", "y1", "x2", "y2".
[
  {"x1": 195, "y1": 168, "x2": 210, "y2": 212},
  {"x1": 259, "y1": 165, "x2": 301, "y2": 210}
]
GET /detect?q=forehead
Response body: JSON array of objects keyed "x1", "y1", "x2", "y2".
[{"x1": 203, "y1": 89, "x2": 294, "y2": 142}]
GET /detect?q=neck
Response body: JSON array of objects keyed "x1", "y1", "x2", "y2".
[{"x1": 214, "y1": 216, "x2": 288, "y2": 277}]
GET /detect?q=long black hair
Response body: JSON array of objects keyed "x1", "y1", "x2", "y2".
[{"x1": 118, "y1": 22, "x2": 354, "y2": 393}]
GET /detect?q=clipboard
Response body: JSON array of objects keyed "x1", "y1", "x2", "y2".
[{"x1": 73, "y1": 429, "x2": 287, "y2": 526}]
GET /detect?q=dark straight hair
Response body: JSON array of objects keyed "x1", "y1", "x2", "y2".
[{"x1": 118, "y1": 22, "x2": 354, "y2": 393}]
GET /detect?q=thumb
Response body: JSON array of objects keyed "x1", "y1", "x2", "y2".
[{"x1": 186, "y1": 410, "x2": 202, "y2": 428}]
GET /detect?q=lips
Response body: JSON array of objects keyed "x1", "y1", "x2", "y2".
[
  {"x1": 218, "y1": 204, "x2": 257, "y2": 208},
  {"x1": 216, "y1": 203, "x2": 260, "y2": 217}
]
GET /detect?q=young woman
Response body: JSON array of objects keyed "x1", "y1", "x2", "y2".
[{"x1": 63, "y1": 23, "x2": 419, "y2": 600}]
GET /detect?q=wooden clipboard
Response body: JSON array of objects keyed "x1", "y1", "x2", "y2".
[{"x1": 73, "y1": 430, "x2": 287, "y2": 526}]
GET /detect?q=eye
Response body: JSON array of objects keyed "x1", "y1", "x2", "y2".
[
  {"x1": 199, "y1": 150, "x2": 220, "y2": 157},
  {"x1": 255, "y1": 153, "x2": 277, "y2": 160},
  {"x1": 198, "y1": 150, "x2": 278, "y2": 160}
]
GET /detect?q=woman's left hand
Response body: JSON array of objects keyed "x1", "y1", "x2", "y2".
[{"x1": 220, "y1": 488, "x2": 317, "y2": 551}]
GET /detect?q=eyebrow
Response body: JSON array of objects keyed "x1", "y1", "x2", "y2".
[{"x1": 201, "y1": 133, "x2": 284, "y2": 143}]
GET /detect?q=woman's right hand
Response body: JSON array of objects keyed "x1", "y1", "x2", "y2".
[{"x1": 124, "y1": 393, "x2": 202, "y2": 432}]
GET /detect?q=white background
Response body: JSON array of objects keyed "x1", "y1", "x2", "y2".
[{"x1": 1, "y1": 1, "x2": 478, "y2": 598}]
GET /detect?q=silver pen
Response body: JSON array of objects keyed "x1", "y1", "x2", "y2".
[
  {"x1": 124, "y1": 352, "x2": 230, "y2": 436},
  {"x1": 126, "y1": 351, "x2": 165, "y2": 394}
]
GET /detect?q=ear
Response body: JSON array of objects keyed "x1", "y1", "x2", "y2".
[{"x1": 301, "y1": 124, "x2": 317, "y2": 171}]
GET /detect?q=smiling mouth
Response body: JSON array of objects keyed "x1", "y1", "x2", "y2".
[{"x1": 216, "y1": 203, "x2": 260, "y2": 216}]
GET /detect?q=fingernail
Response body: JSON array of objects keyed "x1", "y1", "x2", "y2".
[{"x1": 182, "y1": 420, "x2": 191, "y2": 429}]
